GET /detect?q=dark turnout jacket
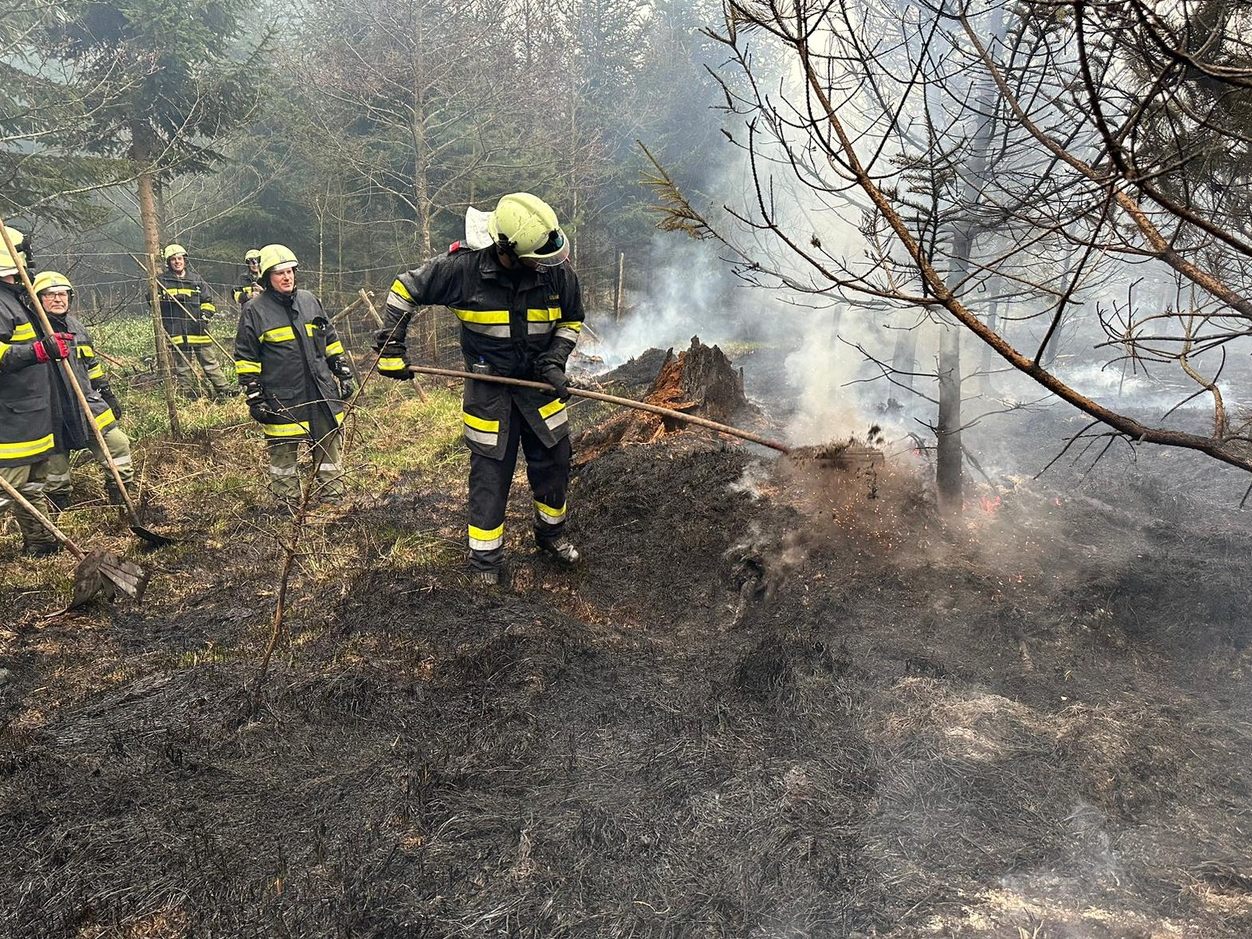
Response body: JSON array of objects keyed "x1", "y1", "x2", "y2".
[
  {"x1": 233, "y1": 272, "x2": 260, "y2": 307},
  {"x1": 51, "y1": 311, "x2": 117, "y2": 439},
  {"x1": 0, "y1": 282, "x2": 56, "y2": 467},
  {"x1": 0, "y1": 285, "x2": 108, "y2": 465},
  {"x1": 374, "y1": 245, "x2": 584, "y2": 459},
  {"x1": 156, "y1": 268, "x2": 216, "y2": 345},
  {"x1": 234, "y1": 287, "x2": 347, "y2": 439}
]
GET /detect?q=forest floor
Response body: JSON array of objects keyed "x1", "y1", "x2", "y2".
[{"x1": 2, "y1": 329, "x2": 1251, "y2": 938}]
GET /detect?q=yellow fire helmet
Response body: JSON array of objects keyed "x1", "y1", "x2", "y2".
[
  {"x1": 163, "y1": 243, "x2": 187, "y2": 262},
  {"x1": 258, "y1": 243, "x2": 297, "y2": 279},
  {"x1": 245, "y1": 248, "x2": 262, "y2": 262},
  {"x1": 32, "y1": 270, "x2": 73, "y2": 299},
  {"x1": 487, "y1": 193, "x2": 570, "y2": 266},
  {"x1": 0, "y1": 225, "x2": 27, "y2": 276}
]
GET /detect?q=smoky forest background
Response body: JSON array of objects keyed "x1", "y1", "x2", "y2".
[
  {"x1": 5, "y1": 2, "x2": 1252, "y2": 937},
  {"x1": 5, "y1": 0, "x2": 1252, "y2": 500}
]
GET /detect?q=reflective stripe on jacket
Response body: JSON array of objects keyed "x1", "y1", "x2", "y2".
[
  {"x1": 52, "y1": 312, "x2": 116, "y2": 435},
  {"x1": 235, "y1": 287, "x2": 346, "y2": 439},
  {"x1": 233, "y1": 274, "x2": 260, "y2": 307},
  {"x1": 0, "y1": 282, "x2": 56, "y2": 466},
  {"x1": 375, "y1": 246, "x2": 584, "y2": 458},
  {"x1": 156, "y1": 269, "x2": 216, "y2": 344}
]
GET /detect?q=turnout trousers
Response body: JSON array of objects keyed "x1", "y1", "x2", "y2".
[
  {"x1": 467, "y1": 401, "x2": 570, "y2": 572},
  {"x1": 171, "y1": 342, "x2": 233, "y2": 397},
  {"x1": 266, "y1": 430, "x2": 344, "y2": 501},
  {"x1": 0, "y1": 461, "x2": 56, "y2": 552},
  {"x1": 44, "y1": 426, "x2": 135, "y2": 508}
]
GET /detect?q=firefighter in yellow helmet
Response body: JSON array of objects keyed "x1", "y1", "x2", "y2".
[
  {"x1": 374, "y1": 193, "x2": 584, "y2": 585},
  {"x1": 233, "y1": 248, "x2": 262, "y2": 307},
  {"x1": 234, "y1": 244, "x2": 355, "y2": 502},
  {"x1": 154, "y1": 243, "x2": 237, "y2": 400},
  {"x1": 32, "y1": 271, "x2": 135, "y2": 510},
  {"x1": 0, "y1": 226, "x2": 64, "y2": 554}
]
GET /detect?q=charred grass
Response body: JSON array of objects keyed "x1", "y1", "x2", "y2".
[{"x1": 2, "y1": 354, "x2": 1252, "y2": 937}]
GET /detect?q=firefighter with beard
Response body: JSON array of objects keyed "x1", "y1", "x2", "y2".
[
  {"x1": 155, "y1": 243, "x2": 237, "y2": 400},
  {"x1": 0, "y1": 227, "x2": 68, "y2": 554},
  {"x1": 233, "y1": 248, "x2": 262, "y2": 307},
  {"x1": 374, "y1": 192, "x2": 584, "y2": 585},
  {"x1": 33, "y1": 271, "x2": 135, "y2": 510},
  {"x1": 234, "y1": 243, "x2": 355, "y2": 502}
]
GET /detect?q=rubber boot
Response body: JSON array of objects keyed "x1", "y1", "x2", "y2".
[
  {"x1": 44, "y1": 490, "x2": 71, "y2": 514},
  {"x1": 23, "y1": 540, "x2": 62, "y2": 557},
  {"x1": 467, "y1": 555, "x2": 507, "y2": 587}
]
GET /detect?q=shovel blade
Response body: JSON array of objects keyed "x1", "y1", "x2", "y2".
[
  {"x1": 130, "y1": 522, "x2": 176, "y2": 547},
  {"x1": 70, "y1": 550, "x2": 151, "y2": 608}
]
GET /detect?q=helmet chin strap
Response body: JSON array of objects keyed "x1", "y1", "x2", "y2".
[{"x1": 497, "y1": 234, "x2": 520, "y2": 261}]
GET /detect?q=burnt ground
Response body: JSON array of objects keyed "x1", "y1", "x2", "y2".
[{"x1": 2, "y1": 365, "x2": 1252, "y2": 937}]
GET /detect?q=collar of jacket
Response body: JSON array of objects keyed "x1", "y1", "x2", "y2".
[
  {"x1": 265, "y1": 285, "x2": 298, "y2": 308},
  {"x1": 477, "y1": 246, "x2": 544, "y2": 289}
]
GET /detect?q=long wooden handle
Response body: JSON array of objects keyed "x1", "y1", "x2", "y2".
[
  {"x1": 0, "y1": 474, "x2": 85, "y2": 558},
  {"x1": 361, "y1": 289, "x2": 426, "y2": 403},
  {"x1": 0, "y1": 220, "x2": 142, "y2": 524},
  {"x1": 407, "y1": 365, "x2": 791, "y2": 453}
]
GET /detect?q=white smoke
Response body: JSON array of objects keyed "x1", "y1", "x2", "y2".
[{"x1": 589, "y1": 235, "x2": 752, "y2": 370}]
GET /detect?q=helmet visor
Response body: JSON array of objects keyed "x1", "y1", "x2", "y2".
[{"x1": 522, "y1": 229, "x2": 570, "y2": 267}]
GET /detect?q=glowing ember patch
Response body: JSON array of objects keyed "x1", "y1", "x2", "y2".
[{"x1": 978, "y1": 494, "x2": 1003, "y2": 514}]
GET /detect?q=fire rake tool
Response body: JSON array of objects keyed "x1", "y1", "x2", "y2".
[
  {"x1": 0, "y1": 220, "x2": 174, "y2": 546},
  {"x1": 407, "y1": 365, "x2": 792, "y2": 453},
  {"x1": 359, "y1": 289, "x2": 427, "y2": 402},
  {"x1": 0, "y1": 475, "x2": 150, "y2": 606}
]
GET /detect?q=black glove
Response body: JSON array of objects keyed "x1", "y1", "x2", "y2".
[
  {"x1": 329, "y1": 356, "x2": 354, "y2": 381},
  {"x1": 328, "y1": 356, "x2": 356, "y2": 399},
  {"x1": 375, "y1": 343, "x2": 410, "y2": 381},
  {"x1": 542, "y1": 365, "x2": 571, "y2": 402},
  {"x1": 97, "y1": 382, "x2": 123, "y2": 420},
  {"x1": 243, "y1": 381, "x2": 280, "y2": 423}
]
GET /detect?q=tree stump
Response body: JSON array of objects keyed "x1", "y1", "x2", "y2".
[{"x1": 578, "y1": 336, "x2": 757, "y2": 459}]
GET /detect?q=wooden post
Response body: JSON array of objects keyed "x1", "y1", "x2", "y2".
[
  {"x1": 614, "y1": 252, "x2": 625, "y2": 323},
  {"x1": 145, "y1": 252, "x2": 183, "y2": 437},
  {"x1": 135, "y1": 166, "x2": 182, "y2": 438}
]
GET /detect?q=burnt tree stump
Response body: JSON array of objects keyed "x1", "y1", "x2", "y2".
[{"x1": 578, "y1": 336, "x2": 758, "y2": 459}]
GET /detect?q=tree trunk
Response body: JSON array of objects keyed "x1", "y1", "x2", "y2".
[
  {"x1": 411, "y1": 105, "x2": 438, "y2": 365},
  {"x1": 1042, "y1": 253, "x2": 1077, "y2": 370},
  {"x1": 936, "y1": 320, "x2": 962, "y2": 511},
  {"x1": 614, "y1": 252, "x2": 625, "y2": 322},
  {"x1": 978, "y1": 279, "x2": 1001, "y2": 395},
  {"x1": 889, "y1": 324, "x2": 918, "y2": 406},
  {"x1": 336, "y1": 181, "x2": 345, "y2": 299},
  {"x1": 315, "y1": 188, "x2": 325, "y2": 298},
  {"x1": 933, "y1": 4, "x2": 1006, "y2": 513},
  {"x1": 134, "y1": 140, "x2": 182, "y2": 439}
]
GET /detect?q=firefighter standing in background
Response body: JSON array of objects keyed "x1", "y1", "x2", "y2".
[
  {"x1": 34, "y1": 271, "x2": 135, "y2": 510},
  {"x1": 234, "y1": 243, "x2": 355, "y2": 502},
  {"x1": 233, "y1": 248, "x2": 262, "y2": 308},
  {"x1": 155, "y1": 243, "x2": 237, "y2": 400},
  {"x1": 0, "y1": 227, "x2": 67, "y2": 555},
  {"x1": 374, "y1": 192, "x2": 584, "y2": 585}
]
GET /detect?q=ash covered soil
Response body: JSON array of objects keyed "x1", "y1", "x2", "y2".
[{"x1": 2, "y1": 364, "x2": 1252, "y2": 936}]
